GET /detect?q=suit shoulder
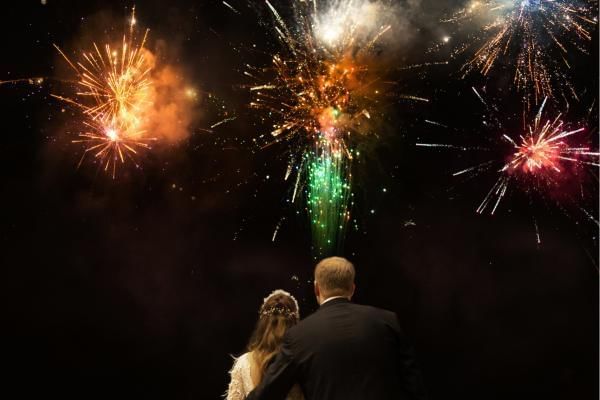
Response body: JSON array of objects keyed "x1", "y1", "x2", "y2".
[
  {"x1": 286, "y1": 302, "x2": 352, "y2": 336},
  {"x1": 288, "y1": 307, "x2": 322, "y2": 333},
  {"x1": 355, "y1": 303, "x2": 397, "y2": 320}
]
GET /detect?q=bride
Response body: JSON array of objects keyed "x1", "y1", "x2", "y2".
[{"x1": 226, "y1": 290, "x2": 304, "y2": 400}]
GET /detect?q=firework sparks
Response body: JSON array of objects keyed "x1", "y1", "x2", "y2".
[
  {"x1": 248, "y1": 0, "x2": 391, "y2": 255},
  {"x1": 502, "y1": 98, "x2": 591, "y2": 174},
  {"x1": 222, "y1": 1, "x2": 240, "y2": 14},
  {"x1": 473, "y1": 96, "x2": 599, "y2": 214},
  {"x1": 52, "y1": 8, "x2": 157, "y2": 178},
  {"x1": 306, "y1": 140, "x2": 353, "y2": 253},
  {"x1": 418, "y1": 94, "x2": 599, "y2": 240},
  {"x1": 441, "y1": 0, "x2": 597, "y2": 105},
  {"x1": 0, "y1": 77, "x2": 45, "y2": 86}
]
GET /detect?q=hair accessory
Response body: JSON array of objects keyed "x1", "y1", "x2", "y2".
[{"x1": 260, "y1": 289, "x2": 300, "y2": 320}]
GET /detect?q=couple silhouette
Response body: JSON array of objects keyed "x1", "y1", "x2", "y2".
[{"x1": 226, "y1": 257, "x2": 427, "y2": 400}]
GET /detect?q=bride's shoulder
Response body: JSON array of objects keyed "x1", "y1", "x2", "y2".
[{"x1": 230, "y1": 352, "x2": 252, "y2": 370}]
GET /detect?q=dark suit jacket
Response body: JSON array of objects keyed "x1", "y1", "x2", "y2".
[{"x1": 246, "y1": 298, "x2": 427, "y2": 400}]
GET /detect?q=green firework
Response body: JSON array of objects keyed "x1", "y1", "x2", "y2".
[{"x1": 305, "y1": 143, "x2": 352, "y2": 256}]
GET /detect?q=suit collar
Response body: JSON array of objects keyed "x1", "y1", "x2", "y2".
[{"x1": 319, "y1": 297, "x2": 350, "y2": 309}]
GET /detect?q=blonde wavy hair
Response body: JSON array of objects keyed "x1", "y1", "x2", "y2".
[{"x1": 247, "y1": 290, "x2": 300, "y2": 385}]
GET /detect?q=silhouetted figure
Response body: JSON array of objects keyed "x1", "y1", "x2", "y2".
[{"x1": 246, "y1": 256, "x2": 427, "y2": 400}]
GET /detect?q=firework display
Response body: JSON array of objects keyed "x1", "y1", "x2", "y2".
[
  {"x1": 439, "y1": 0, "x2": 597, "y2": 106},
  {"x1": 0, "y1": 1, "x2": 597, "y2": 254},
  {"x1": 52, "y1": 8, "x2": 157, "y2": 178},
  {"x1": 418, "y1": 90, "x2": 599, "y2": 241},
  {"x1": 478, "y1": 97, "x2": 598, "y2": 215},
  {"x1": 247, "y1": 0, "x2": 392, "y2": 255},
  {"x1": 2, "y1": 3, "x2": 600, "y2": 397}
]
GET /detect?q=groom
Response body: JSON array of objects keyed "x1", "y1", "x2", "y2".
[{"x1": 246, "y1": 256, "x2": 427, "y2": 400}]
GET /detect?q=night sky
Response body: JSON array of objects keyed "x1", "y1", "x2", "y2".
[{"x1": 1, "y1": 1, "x2": 598, "y2": 399}]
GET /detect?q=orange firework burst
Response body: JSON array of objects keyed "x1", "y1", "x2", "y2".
[
  {"x1": 249, "y1": 0, "x2": 388, "y2": 151},
  {"x1": 53, "y1": 7, "x2": 157, "y2": 178}
]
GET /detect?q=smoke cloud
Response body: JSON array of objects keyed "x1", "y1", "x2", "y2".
[{"x1": 141, "y1": 49, "x2": 200, "y2": 143}]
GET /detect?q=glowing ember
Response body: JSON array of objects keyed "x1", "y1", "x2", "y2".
[{"x1": 106, "y1": 128, "x2": 119, "y2": 142}]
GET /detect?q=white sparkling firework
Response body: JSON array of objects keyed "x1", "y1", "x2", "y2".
[{"x1": 440, "y1": 0, "x2": 597, "y2": 105}]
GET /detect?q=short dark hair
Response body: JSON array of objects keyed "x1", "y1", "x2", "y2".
[{"x1": 314, "y1": 257, "x2": 355, "y2": 297}]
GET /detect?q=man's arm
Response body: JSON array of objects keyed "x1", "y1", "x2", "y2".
[
  {"x1": 391, "y1": 313, "x2": 428, "y2": 400},
  {"x1": 245, "y1": 333, "x2": 298, "y2": 400}
]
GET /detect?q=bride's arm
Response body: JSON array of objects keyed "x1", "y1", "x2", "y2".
[{"x1": 225, "y1": 359, "x2": 245, "y2": 400}]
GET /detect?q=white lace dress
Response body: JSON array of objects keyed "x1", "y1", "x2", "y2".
[{"x1": 225, "y1": 352, "x2": 303, "y2": 400}]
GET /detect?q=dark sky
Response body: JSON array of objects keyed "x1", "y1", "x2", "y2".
[{"x1": 1, "y1": 1, "x2": 598, "y2": 399}]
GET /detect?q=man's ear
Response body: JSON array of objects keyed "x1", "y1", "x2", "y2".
[
  {"x1": 349, "y1": 283, "x2": 356, "y2": 299},
  {"x1": 314, "y1": 281, "x2": 320, "y2": 298}
]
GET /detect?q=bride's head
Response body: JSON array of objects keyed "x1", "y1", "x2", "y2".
[{"x1": 247, "y1": 289, "x2": 300, "y2": 384}]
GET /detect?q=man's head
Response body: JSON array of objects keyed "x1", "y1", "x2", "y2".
[{"x1": 314, "y1": 256, "x2": 356, "y2": 305}]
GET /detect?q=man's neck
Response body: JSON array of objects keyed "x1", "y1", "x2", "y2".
[{"x1": 320, "y1": 295, "x2": 347, "y2": 306}]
